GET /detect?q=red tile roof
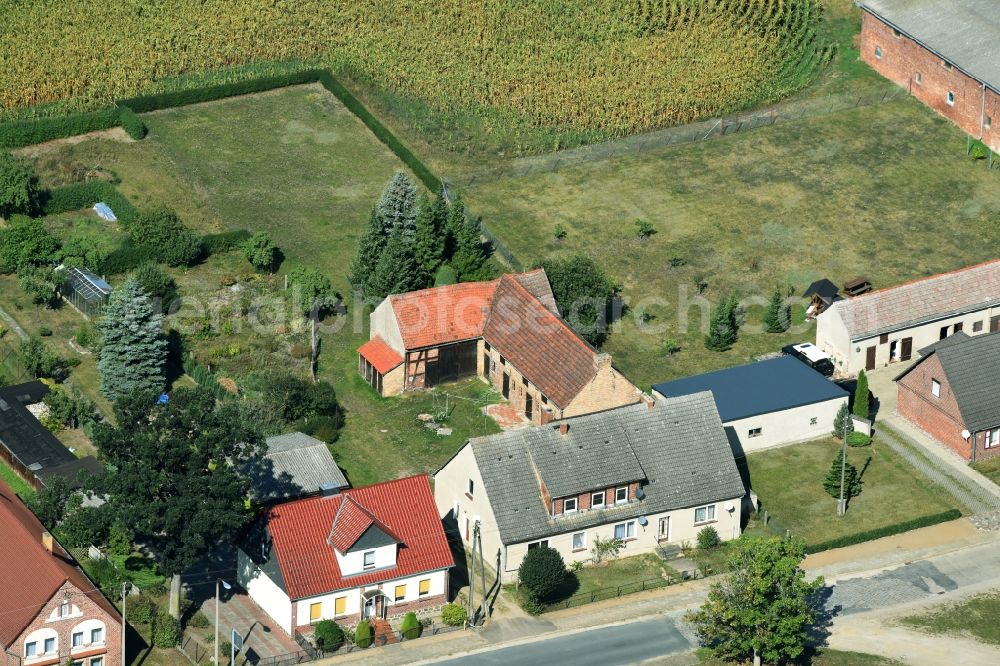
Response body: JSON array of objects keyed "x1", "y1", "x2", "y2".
[
  {"x1": 357, "y1": 335, "x2": 404, "y2": 374},
  {"x1": 0, "y1": 480, "x2": 121, "y2": 646},
  {"x1": 484, "y1": 275, "x2": 603, "y2": 408},
  {"x1": 264, "y1": 474, "x2": 453, "y2": 600},
  {"x1": 328, "y1": 496, "x2": 399, "y2": 553},
  {"x1": 389, "y1": 281, "x2": 498, "y2": 349}
]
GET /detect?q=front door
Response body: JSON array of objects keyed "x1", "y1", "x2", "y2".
[
  {"x1": 502, "y1": 372, "x2": 510, "y2": 399},
  {"x1": 658, "y1": 516, "x2": 670, "y2": 541},
  {"x1": 865, "y1": 346, "x2": 876, "y2": 371},
  {"x1": 362, "y1": 596, "x2": 375, "y2": 620},
  {"x1": 900, "y1": 337, "x2": 913, "y2": 361}
]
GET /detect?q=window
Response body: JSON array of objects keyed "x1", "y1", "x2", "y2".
[
  {"x1": 892, "y1": 28, "x2": 901, "y2": 38},
  {"x1": 90, "y1": 628, "x2": 103, "y2": 645},
  {"x1": 363, "y1": 550, "x2": 376, "y2": 569},
  {"x1": 309, "y1": 602, "x2": 322, "y2": 622},
  {"x1": 73, "y1": 633, "x2": 84, "y2": 648},
  {"x1": 748, "y1": 427, "x2": 762, "y2": 438},
  {"x1": 541, "y1": 395, "x2": 548, "y2": 404},
  {"x1": 942, "y1": 60, "x2": 953, "y2": 70},
  {"x1": 931, "y1": 379, "x2": 941, "y2": 398},
  {"x1": 572, "y1": 532, "x2": 586, "y2": 550},
  {"x1": 527, "y1": 539, "x2": 549, "y2": 550},
  {"x1": 810, "y1": 417, "x2": 818, "y2": 426},
  {"x1": 940, "y1": 325, "x2": 949, "y2": 340},
  {"x1": 987, "y1": 116, "x2": 993, "y2": 130},
  {"x1": 466, "y1": 478, "x2": 474, "y2": 497},
  {"x1": 44, "y1": 639, "x2": 56, "y2": 655},
  {"x1": 334, "y1": 596, "x2": 347, "y2": 615},
  {"x1": 90, "y1": 658, "x2": 102, "y2": 666},
  {"x1": 947, "y1": 91, "x2": 955, "y2": 106},
  {"x1": 874, "y1": 46, "x2": 883, "y2": 59},
  {"x1": 419, "y1": 579, "x2": 431, "y2": 596},
  {"x1": 914, "y1": 71, "x2": 922, "y2": 85},
  {"x1": 484, "y1": 341, "x2": 491, "y2": 352},
  {"x1": 591, "y1": 491, "x2": 605, "y2": 507},
  {"x1": 72, "y1": 661, "x2": 83, "y2": 666},
  {"x1": 394, "y1": 584, "x2": 406, "y2": 602},
  {"x1": 25, "y1": 643, "x2": 37, "y2": 658},
  {"x1": 880, "y1": 333, "x2": 889, "y2": 344},
  {"x1": 694, "y1": 505, "x2": 716, "y2": 524},
  {"x1": 954, "y1": 322, "x2": 964, "y2": 333},
  {"x1": 60, "y1": 602, "x2": 70, "y2": 617},
  {"x1": 615, "y1": 486, "x2": 628, "y2": 504},
  {"x1": 974, "y1": 320, "x2": 984, "y2": 332},
  {"x1": 563, "y1": 497, "x2": 578, "y2": 513},
  {"x1": 613, "y1": 521, "x2": 636, "y2": 540},
  {"x1": 987, "y1": 428, "x2": 1000, "y2": 449},
  {"x1": 658, "y1": 516, "x2": 670, "y2": 540}
]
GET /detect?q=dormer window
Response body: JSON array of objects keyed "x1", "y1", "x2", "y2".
[
  {"x1": 615, "y1": 487, "x2": 628, "y2": 504},
  {"x1": 363, "y1": 550, "x2": 376, "y2": 570},
  {"x1": 591, "y1": 491, "x2": 605, "y2": 507},
  {"x1": 563, "y1": 498, "x2": 578, "y2": 514}
]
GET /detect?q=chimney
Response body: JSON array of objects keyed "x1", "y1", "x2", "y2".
[
  {"x1": 559, "y1": 423, "x2": 569, "y2": 436},
  {"x1": 42, "y1": 531, "x2": 54, "y2": 554}
]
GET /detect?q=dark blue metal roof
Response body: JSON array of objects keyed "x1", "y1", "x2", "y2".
[{"x1": 652, "y1": 356, "x2": 847, "y2": 422}]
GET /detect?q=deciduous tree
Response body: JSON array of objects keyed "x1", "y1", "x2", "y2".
[
  {"x1": 538, "y1": 255, "x2": 616, "y2": 346},
  {"x1": 0, "y1": 151, "x2": 40, "y2": 218}
]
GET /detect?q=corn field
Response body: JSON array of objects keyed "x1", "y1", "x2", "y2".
[{"x1": 0, "y1": 0, "x2": 830, "y2": 135}]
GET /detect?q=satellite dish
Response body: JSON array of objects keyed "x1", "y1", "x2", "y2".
[
  {"x1": 962, "y1": 429, "x2": 971, "y2": 440},
  {"x1": 724, "y1": 502, "x2": 736, "y2": 512},
  {"x1": 637, "y1": 516, "x2": 648, "y2": 526},
  {"x1": 635, "y1": 488, "x2": 646, "y2": 500}
]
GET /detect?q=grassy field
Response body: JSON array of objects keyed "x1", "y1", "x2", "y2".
[
  {"x1": 900, "y1": 590, "x2": 1000, "y2": 646},
  {"x1": 0, "y1": 456, "x2": 35, "y2": 499},
  {"x1": 459, "y1": 97, "x2": 1000, "y2": 389},
  {"x1": 746, "y1": 437, "x2": 963, "y2": 545}
]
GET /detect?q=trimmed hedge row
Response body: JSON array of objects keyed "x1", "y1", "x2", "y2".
[
  {"x1": 202, "y1": 229, "x2": 252, "y2": 254},
  {"x1": 116, "y1": 69, "x2": 323, "y2": 113},
  {"x1": 0, "y1": 108, "x2": 121, "y2": 149},
  {"x1": 804, "y1": 508, "x2": 962, "y2": 554},
  {"x1": 41, "y1": 182, "x2": 138, "y2": 224},
  {"x1": 119, "y1": 107, "x2": 147, "y2": 140}
]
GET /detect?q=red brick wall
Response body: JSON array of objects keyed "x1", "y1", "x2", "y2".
[
  {"x1": 296, "y1": 594, "x2": 447, "y2": 631},
  {"x1": 8, "y1": 581, "x2": 122, "y2": 666},
  {"x1": 897, "y1": 355, "x2": 971, "y2": 459},
  {"x1": 860, "y1": 11, "x2": 999, "y2": 152},
  {"x1": 551, "y1": 482, "x2": 641, "y2": 516}
]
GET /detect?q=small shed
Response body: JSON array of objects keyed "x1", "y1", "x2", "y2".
[{"x1": 63, "y1": 267, "x2": 112, "y2": 318}]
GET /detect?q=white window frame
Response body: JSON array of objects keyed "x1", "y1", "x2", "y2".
[
  {"x1": 527, "y1": 539, "x2": 549, "y2": 550},
  {"x1": 25, "y1": 643, "x2": 37, "y2": 658},
  {"x1": 657, "y1": 516, "x2": 670, "y2": 540},
  {"x1": 90, "y1": 628, "x2": 103, "y2": 645},
  {"x1": 363, "y1": 550, "x2": 376, "y2": 569},
  {"x1": 614, "y1": 486, "x2": 628, "y2": 504},
  {"x1": 987, "y1": 428, "x2": 1000, "y2": 448},
  {"x1": 874, "y1": 46, "x2": 883, "y2": 60},
  {"x1": 563, "y1": 497, "x2": 578, "y2": 514},
  {"x1": 748, "y1": 427, "x2": 762, "y2": 438},
  {"x1": 694, "y1": 505, "x2": 716, "y2": 524},
  {"x1": 572, "y1": 531, "x2": 586, "y2": 550},
  {"x1": 591, "y1": 491, "x2": 605, "y2": 507},
  {"x1": 946, "y1": 91, "x2": 955, "y2": 106},
  {"x1": 931, "y1": 379, "x2": 941, "y2": 398},
  {"x1": 43, "y1": 638, "x2": 56, "y2": 655},
  {"x1": 72, "y1": 632, "x2": 84, "y2": 648},
  {"x1": 91, "y1": 659, "x2": 103, "y2": 666},
  {"x1": 613, "y1": 521, "x2": 636, "y2": 540},
  {"x1": 914, "y1": 71, "x2": 922, "y2": 85}
]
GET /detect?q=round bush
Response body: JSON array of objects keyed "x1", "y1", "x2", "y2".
[
  {"x1": 313, "y1": 619, "x2": 344, "y2": 651},
  {"x1": 152, "y1": 610, "x2": 180, "y2": 648},
  {"x1": 400, "y1": 612, "x2": 421, "y2": 640},
  {"x1": 847, "y1": 431, "x2": 872, "y2": 447},
  {"x1": 186, "y1": 610, "x2": 210, "y2": 629},
  {"x1": 440, "y1": 603, "x2": 467, "y2": 627},
  {"x1": 126, "y1": 594, "x2": 157, "y2": 625},
  {"x1": 696, "y1": 525, "x2": 721, "y2": 550},
  {"x1": 354, "y1": 620, "x2": 373, "y2": 649},
  {"x1": 518, "y1": 546, "x2": 567, "y2": 601}
]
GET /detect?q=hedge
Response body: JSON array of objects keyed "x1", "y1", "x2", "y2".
[
  {"x1": 0, "y1": 108, "x2": 121, "y2": 150},
  {"x1": 202, "y1": 229, "x2": 252, "y2": 254},
  {"x1": 41, "y1": 182, "x2": 138, "y2": 224},
  {"x1": 119, "y1": 107, "x2": 146, "y2": 140},
  {"x1": 96, "y1": 241, "x2": 157, "y2": 276},
  {"x1": 804, "y1": 509, "x2": 962, "y2": 554},
  {"x1": 117, "y1": 69, "x2": 323, "y2": 113}
]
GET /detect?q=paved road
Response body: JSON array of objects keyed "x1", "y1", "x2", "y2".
[{"x1": 434, "y1": 617, "x2": 691, "y2": 666}]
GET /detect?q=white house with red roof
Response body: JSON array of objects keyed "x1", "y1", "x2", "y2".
[
  {"x1": 358, "y1": 269, "x2": 640, "y2": 425},
  {"x1": 236, "y1": 474, "x2": 453, "y2": 635}
]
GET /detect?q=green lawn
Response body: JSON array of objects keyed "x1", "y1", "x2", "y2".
[
  {"x1": 971, "y1": 458, "x2": 1000, "y2": 490},
  {"x1": 746, "y1": 437, "x2": 963, "y2": 545},
  {"x1": 900, "y1": 590, "x2": 1000, "y2": 646},
  {"x1": 0, "y1": 456, "x2": 35, "y2": 499},
  {"x1": 457, "y1": 98, "x2": 1000, "y2": 390}
]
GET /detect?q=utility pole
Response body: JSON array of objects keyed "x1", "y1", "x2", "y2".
[
  {"x1": 837, "y1": 413, "x2": 848, "y2": 515},
  {"x1": 468, "y1": 523, "x2": 477, "y2": 626},
  {"x1": 476, "y1": 521, "x2": 487, "y2": 622},
  {"x1": 310, "y1": 317, "x2": 319, "y2": 384},
  {"x1": 121, "y1": 582, "x2": 130, "y2": 666}
]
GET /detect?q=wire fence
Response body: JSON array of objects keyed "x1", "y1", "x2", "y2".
[
  {"x1": 544, "y1": 574, "x2": 683, "y2": 611},
  {"x1": 456, "y1": 84, "x2": 908, "y2": 188}
]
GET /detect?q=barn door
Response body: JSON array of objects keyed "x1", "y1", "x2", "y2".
[
  {"x1": 865, "y1": 346, "x2": 876, "y2": 371},
  {"x1": 900, "y1": 337, "x2": 913, "y2": 361}
]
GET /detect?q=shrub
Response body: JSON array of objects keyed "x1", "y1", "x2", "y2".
[
  {"x1": 696, "y1": 526, "x2": 721, "y2": 550},
  {"x1": 847, "y1": 431, "x2": 872, "y2": 447},
  {"x1": 126, "y1": 594, "x2": 158, "y2": 625},
  {"x1": 202, "y1": 229, "x2": 252, "y2": 254},
  {"x1": 635, "y1": 218, "x2": 656, "y2": 239},
  {"x1": 126, "y1": 208, "x2": 202, "y2": 267},
  {"x1": 186, "y1": 610, "x2": 210, "y2": 629},
  {"x1": 805, "y1": 509, "x2": 962, "y2": 554},
  {"x1": 400, "y1": 612, "x2": 422, "y2": 640},
  {"x1": 440, "y1": 603, "x2": 467, "y2": 627},
  {"x1": 119, "y1": 107, "x2": 147, "y2": 140},
  {"x1": 354, "y1": 620, "x2": 373, "y2": 649},
  {"x1": 153, "y1": 611, "x2": 181, "y2": 648},
  {"x1": 0, "y1": 215, "x2": 58, "y2": 272},
  {"x1": 19, "y1": 337, "x2": 73, "y2": 381},
  {"x1": 519, "y1": 592, "x2": 546, "y2": 615},
  {"x1": 38, "y1": 326, "x2": 52, "y2": 337},
  {"x1": 313, "y1": 619, "x2": 344, "y2": 651},
  {"x1": 590, "y1": 535, "x2": 624, "y2": 564},
  {"x1": 287, "y1": 265, "x2": 336, "y2": 317},
  {"x1": 40, "y1": 181, "x2": 137, "y2": 224},
  {"x1": 553, "y1": 224, "x2": 567, "y2": 240},
  {"x1": 241, "y1": 231, "x2": 279, "y2": 273},
  {"x1": 120, "y1": 69, "x2": 321, "y2": 114},
  {"x1": 83, "y1": 557, "x2": 123, "y2": 596},
  {"x1": 131, "y1": 262, "x2": 179, "y2": 313},
  {"x1": 518, "y1": 546, "x2": 566, "y2": 601},
  {"x1": 75, "y1": 324, "x2": 101, "y2": 351},
  {"x1": 0, "y1": 151, "x2": 41, "y2": 217}
]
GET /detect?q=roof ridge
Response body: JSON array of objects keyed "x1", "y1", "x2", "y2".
[
  {"x1": 389, "y1": 278, "x2": 501, "y2": 304},
  {"x1": 495, "y1": 273, "x2": 598, "y2": 357},
  {"x1": 840, "y1": 258, "x2": 1000, "y2": 305}
]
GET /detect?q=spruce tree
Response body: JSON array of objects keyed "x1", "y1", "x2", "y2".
[
  {"x1": 833, "y1": 402, "x2": 855, "y2": 439},
  {"x1": 375, "y1": 171, "x2": 418, "y2": 241},
  {"x1": 432, "y1": 187, "x2": 452, "y2": 257},
  {"x1": 98, "y1": 278, "x2": 168, "y2": 401},
  {"x1": 763, "y1": 287, "x2": 789, "y2": 333},
  {"x1": 349, "y1": 208, "x2": 388, "y2": 296},
  {"x1": 853, "y1": 369, "x2": 870, "y2": 419},
  {"x1": 823, "y1": 449, "x2": 861, "y2": 500},
  {"x1": 705, "y1": 294, "x2": 739, "y2": 351},
  {"x1": 444, "y1": 194, "x2": 468, "y2": 261},
  {"x1": 451, "y1": 213, "x2": 491, "y2": 282},
  {"x1": 412, "y1": 194, "x2": 444, "y2": 281},
  {"x1": 368, "y1": 235, "x2": 423, "y2": 299}
]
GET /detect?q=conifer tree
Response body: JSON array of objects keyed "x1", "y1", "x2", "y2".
[
  {"x1": 450, "y1": 206, "x2": 491, "y2": 282},
  {"x1": 368, "y1": 235, "x2": 423, "y2": 299},
  {"x1": 823, "y1": 449, "x2": 861, "y2": 500},
  {"x1": 349, "y1": 208, "x2": 387, "y2": 297},
  {"x1": 375, "y1": 171, "x2": 418, "y2": 241},
  {"x1": 432, "y1": 187, "x2": 452, "y2": 257},
  {"x1": 853, "y1": 369, "x2": 870, "y2": 419},
  {"x1": 763, "y1": 287, "x2": 790, "y2": 333},
  {"x1": 444, "y1": 194, "x2": 468, "y2": 260},
  {"x1": 705, "y1": 294, "x2": 739, "y2": 351},
  {"x1": 833, "y1": 402, "x2": 855, "y2": 438},
  {"x1": 98, "y1": 278, "x2": 168, "y2": 401},
  {"x1": 412, "y1": 194, "x2": 443, "y2": 281}
]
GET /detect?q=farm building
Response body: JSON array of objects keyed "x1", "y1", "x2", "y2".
[
  {"x1": 62, "y1": 267, "x2": 112, "y2": 318},
  {"x1": 238, "y1": 432, "x2": 349, "y2": 504},
  {"x1": 858, "y1": 0, "x2": 1000, "y2": 152},
  {"x1": 652, "y1": 356, "x2": 848, "y2": 454},
  {"x1": 815, "y1": 259, "x2": 1000, "y2": 375}
]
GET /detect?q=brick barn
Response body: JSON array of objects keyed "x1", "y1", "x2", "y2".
[
  {"x1": 858, "y1": 0, "x2": 999, "y2": 152},
  {"x1": 895, "y1": 331, "x2": 1000, "y2": 462}
]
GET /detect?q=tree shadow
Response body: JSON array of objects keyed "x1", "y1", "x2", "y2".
[
  {"x1": 802, "y1": 584, "x2": 839, "y2": 663},
  {"x1": 545, "y1": 572, "x2": 581, "y2": 603}
]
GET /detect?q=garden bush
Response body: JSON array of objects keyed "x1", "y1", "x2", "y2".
[
  {"x1": 153, "y1": 611, "x2": 181, "y2": 648},
  {"x1": 440, "y1": 603, "x2": 467, "y2": 627},
  {"x1": 187, "y1": 610, "x2": 210, "y2": 629},
  {"x1": 118, "y1": 107, "x2": 146, "y2": 139},
  {"x1": 82, "y1": 556, "x2": 123, "y2": 595},
  {"x1": 126, "y1": 208, "x2": 202, "y2": 267},
  {"x1": 40, "y1": 181, "x2": 137, "y2": 224},
  {"x1": 119, "y1": 69, "x2": 321, "y2": 113},
  {"x1": 696, "y1": 525, "x2": 721, "y2": 550},
  {"x1": 519, "y1": 592, "x2": 546, "y2": 616},
  {"x1": 847, "y1": 431, "x2": 872, "y2": 447},
  {"x1": 354, "y1": 620, "x2": 373, "y2": 649},
  {"x1": 128, "y1": 595, "x2": 159, "y2": 625},
  {"x1": 400, "y1": 612, "x2": 421, "y2": 640},
  {"x1": 202, "y1": 229, "x2": 252, "y2": 254},
  {"x1": 313, "y1": 619, "x2": 344, "y2": 651},
  {"x1": 518, "y1": 546, "x2": 567, "y2": 601}
]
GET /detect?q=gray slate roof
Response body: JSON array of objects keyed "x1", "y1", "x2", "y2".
[
  {"x1": 917, "y1": 330, "x2": 970, "y2": 357},
  {"x1": 932, "y1": 332, "x2": 1000, "y2": 432},
  {"x1": 240, "y1": 432, "x2": 348, "y2": 502},
  {"x1": 467, "y1": 393, "x2": 745, "y2": 545},
  {"x1": 859, "y1": 0, "x2": 1000, "y2": 91},
  {"x1": 825, "y1": 259, "x2": 1000, "y2": 340}
]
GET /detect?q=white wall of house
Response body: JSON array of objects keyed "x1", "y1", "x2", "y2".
[
  {"x1": 293, "y1": 569, "x2": 448, "y2": 626},
  {"x1": 434, "y1": 443, "x2": 505, "y2": 565},
  {"x1": 369, "y1": 299, "x2": 405, "y2": 354},
  {"x1": 817, "y1": 306, "x2": 1000, "y2": 375},
  {"x1": 334, "y1": 543, "x2": 397, "y2": 576},
  {"x1": 237, "y1": 549, "x2": 292, "y2": 635},
  {"x1": 725, "y1": 397, "x2": 846, "y2": 454}
]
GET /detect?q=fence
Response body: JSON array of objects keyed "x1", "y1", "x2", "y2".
[
  {"x1": 457, "y1": 84, "x2": 909, "y2": 188},
  {"x1": 545, "y1": 574, "x2": 680, "y2": 611}
]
